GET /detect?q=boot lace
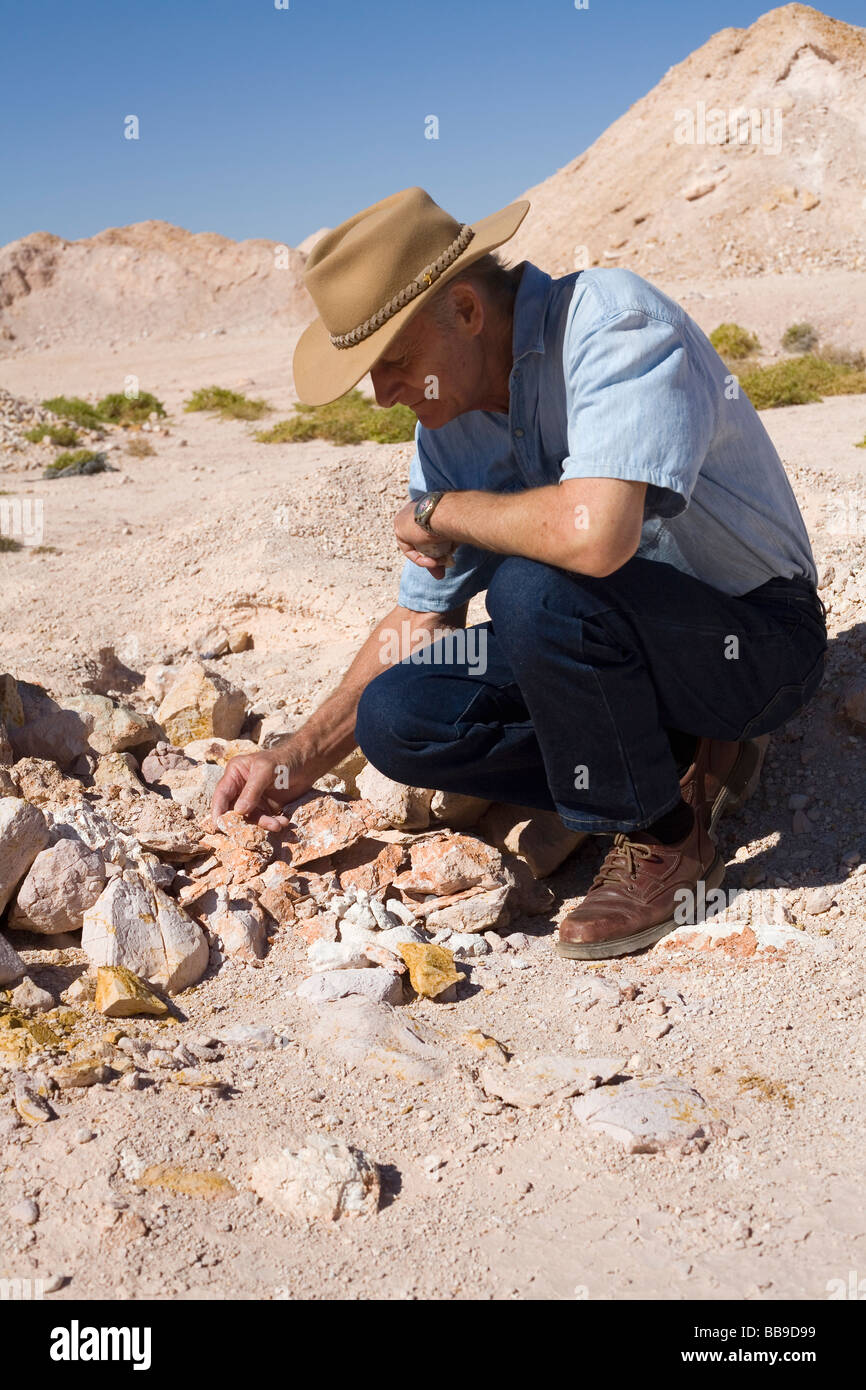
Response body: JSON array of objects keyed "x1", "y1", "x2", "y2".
[{"x1": 591, "y1": 832, "x2": 658, "y2": 889}]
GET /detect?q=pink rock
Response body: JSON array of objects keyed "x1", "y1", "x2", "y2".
[
  {"x1": 10, "y1": 838, "x2": 106, "y2": 934},
  {"x1": 393, "y1": 833, "x2": 507, "y2": 896},
  {"x1": 274, "y1": 794, "x2": 387, "y2": 868}
]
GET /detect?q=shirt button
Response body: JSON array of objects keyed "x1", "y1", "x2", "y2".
[{"x1": 514, "y1": 427, "x2": 524, "y2": 438}]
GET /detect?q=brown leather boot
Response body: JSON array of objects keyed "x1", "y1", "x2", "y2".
[
  {"x1": 680, "y1": 735, "x2": 770, "y2": 838},
  {"x1": 556, "y1": 804, "x2": 724, "y2": 960}
]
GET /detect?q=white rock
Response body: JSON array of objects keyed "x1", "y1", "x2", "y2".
[
  {"x1": 0, "y1": 797, "x2": 50, "y2": 914},
  {"x1": 383, "y1": 896, "x2": 416, "y2": 926},
  {"x1": 9, "y1": 838, "x2": 106, "y2": 934},
  {"x1": 327, "y1": 894, "x2": 352, "y2": 918},
  {"x1": 10, "y1": 977, "x2": 54, "y2": 1012},
  {"x1": 0, "y1": 930, "x2": 26, "y2": 985},
  {"x1": 805, "y1": 886, "x2": 835, "y2": 915},
  {"x1": 199, "y1": 887, "x2": 267, "y2": 961},
  {"x1": 81, "y1": 868, "x2": 208, "y2": 992},
  {"x1": 368, "y1": 897, "x2": 400, "y2": 931},
  {"x1": 572, "y1": 1075, "x2": 726, "y2": 1152},
  {"x1": 305, "y1": 996, "x2": 444, "y2": 1082},
  {"x1": 479, "y1": 1054, "x2": 626, "y2": 1108},
  {"x1": 375, "y1": 923, "x2": 429, "y2": 953},
  {"x1": 297, "y1": 967, "x2": 403, "y2": 1008},
  {"x1": 341, "y1": 902, "x2": 378, "y2": 930},
  {"x1": 355, "y1": 764, "x2": 432, "y2": 828},
  {"x1": 448, "y1": 932, "x2": 491, "y2": 958},
  {"x1": 251, "y1": 1132, "x2": 380, "y2": 1220},
  {"x1": 423, "y1": 884, "x2": 512, "y2": 934},
  {"x1": 10, "y1": 1198, "x2": 39, "y2": 1225},
  {"x1": 308, "y1": 940, "x2": 373, "y2": 972},
  {"x1": 214, "y1": 1023, "x2": 276, "y2": 1050}
]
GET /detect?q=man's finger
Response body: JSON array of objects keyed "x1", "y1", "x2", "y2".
[
  {"x1": 235, "y1": 763, "x2": 277, "y2": 816},
  {"x1": 212, "y1": 765, "x2": 242, "y2": 819}
]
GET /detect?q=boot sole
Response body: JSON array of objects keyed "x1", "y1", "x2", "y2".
[
  {"x1": 555, "y1": 851, "x2": 726, "y2": 960},
  {"x1": 708, "y1": 734, "x2": 770, "y2": 838}
]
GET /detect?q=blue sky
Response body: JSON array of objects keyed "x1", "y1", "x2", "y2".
[{"x1": 1, "y1": 0, "x2": 863, "y2": 248}]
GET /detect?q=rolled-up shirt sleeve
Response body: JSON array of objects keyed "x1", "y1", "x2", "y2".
[
  {"x1": 559, "y1": 307, "x2": 718, "y2": 519},
  {"x1": 396, "y1": 422, "x2": 503, "y2": 612}
]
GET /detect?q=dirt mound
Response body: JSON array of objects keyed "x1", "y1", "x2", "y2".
[
  {"x1": 503, "y1": 4, "x2": 866, "y2": 281},
  {"x1": 0, "y1": 221, "x2": 314, "y2": 354}
]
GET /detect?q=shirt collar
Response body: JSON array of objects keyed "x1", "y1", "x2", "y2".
[{"x1": 511, "y1": 260, "x2": 553, "y2": 363}]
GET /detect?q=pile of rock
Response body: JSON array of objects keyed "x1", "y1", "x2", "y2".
[{"x1": 0, "y1": 662, "x2": 578, "y2": 1020}]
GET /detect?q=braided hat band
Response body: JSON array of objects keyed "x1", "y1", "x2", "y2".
[{"x1": 329, "y1": 223, "x2": 476, "y2": 349}]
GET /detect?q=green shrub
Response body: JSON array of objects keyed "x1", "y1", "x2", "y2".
[
  {"x1": 24, "y1": 423, "x2": 80, "y2": 446},
  {"x1": 96, "y1": 391, "x2": 166, "y2": 425},
  {"x1": 41, "y1": 396, "x2": 103, "y2": 430},
  {"x1": 781, "y1": 322, "x2": 818, "y2": 354},
  {"x1": 0, "y1": 535, "x2": 22, "y2": 552},
  {"x1": 256, "y1": 390, "x2": 417, "y2": 445},
  {"x1": 710, "y1": 323, "x2": 761, "y2": 360},
  {"x1": 184, "y1": 386, "x2": 271, "y2": 420},
  {"x1": 739, "y1": 355, "x2": 866, "y2": 410},
  {"x1": 855, "y1": 435, "x2": 866, "y2": 449}
]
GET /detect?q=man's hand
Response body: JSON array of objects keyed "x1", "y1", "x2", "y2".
[
  {"x1": 211, "y1": 744, "x2": 314, "y2": 831},
  {"x1": 394, "y1": 499, "x2": 455, "y2": 579}
]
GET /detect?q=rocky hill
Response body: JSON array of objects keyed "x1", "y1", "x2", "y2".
[
  {"x1": 0, "y1": 221, "x2": 312, "y2": 353},
  {"x1": 502, "y1": 4, "x2": 866, "y2": 280}
]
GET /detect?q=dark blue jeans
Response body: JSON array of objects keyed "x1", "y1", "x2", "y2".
[{"x1": 355, "y1": 556, "x2": 828, "y2": 834}]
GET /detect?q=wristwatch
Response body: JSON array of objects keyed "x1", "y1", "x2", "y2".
[{"x1": 414, "y1": 490, "x2": 444, "y2": 534}]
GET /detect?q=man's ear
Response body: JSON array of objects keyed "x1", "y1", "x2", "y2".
[{"x1": 451, "y1": 281, "x2": 485, "y2": 334}]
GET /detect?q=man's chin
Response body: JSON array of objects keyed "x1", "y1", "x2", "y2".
[{"x1": 413, "y1": 401, "x2": 452, "y2": 428}]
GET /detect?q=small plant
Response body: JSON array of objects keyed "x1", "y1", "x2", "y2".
[
  {"x1": 256, "y1": 390, "x2": 417, "y2": 445},
  {"x1": 184, "y1": 386, "x2": 271, "y2": 420},
  {"x1": 24, "y1": 423, "x2": 80, "y2": 446},
  {"x1": 781, "y1": 322, "x2": 818, "y2": 354},
  {"x1": 126, "y1": 435, "x2": 155, "y2": 457},
  {"x1": 710, "y1": 323, "x2": 761, "y2": 360},
  {"x1": 41, "y1": 396, "x2": 103, "y2": 430},
  {"x1": 855, "y1": 435, "x2": 866, "y2": 449},
  {"x1": 740, "y1": 355, "x2": 866, "y2": 410},
  {"x1": 821, "y1": 344, "x2": 866, "y2": 371},
  {"x1": 96, "y1": 391, "x2": 166, "y2": 425},
  {"x1": 30, "y1": 544, "x2": 59, "y2": 555},
  {"x1": 0, "y1": 535, "x2": 22, "y2": 552}
]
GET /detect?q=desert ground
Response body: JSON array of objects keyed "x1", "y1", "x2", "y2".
[{"x1": 0, "y1": 296, "x2": 864, "y2": 1301}]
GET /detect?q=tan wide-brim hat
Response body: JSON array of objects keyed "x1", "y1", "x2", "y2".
[{"x1": 292, "y1": 185, "x2": 530, "y2": 406}]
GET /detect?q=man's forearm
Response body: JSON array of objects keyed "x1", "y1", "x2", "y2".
[
  {"x1": 426, "y1": 479, "x2": 645, "y2": 577},
  {"x1": 277, "y1": 603, "x2": 466, "y2": 773},
  {"x1": 429, "y1": 486, "x2": 565, "y2": 560}
]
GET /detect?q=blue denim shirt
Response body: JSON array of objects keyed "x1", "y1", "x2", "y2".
[{"x1": 397, "y1": 261, "x2": 817, "y2": 612}]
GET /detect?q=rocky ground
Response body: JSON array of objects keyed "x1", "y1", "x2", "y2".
[{"x1": 0, "y1": 353, "x2": 864, "y2": 1302}]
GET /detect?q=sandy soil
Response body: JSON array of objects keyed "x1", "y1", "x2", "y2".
[{"x1": 0, "y1": 335, "x2": 864, "y2": 1303}]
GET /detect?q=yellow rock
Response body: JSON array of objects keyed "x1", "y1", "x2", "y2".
[
  {"x1": 397, "y1": 941, "x2": 461, "y2": 999},
  {"x1": 156, "y1": 662, "x2": 246, "y2": 746},
  {"x1": 138, "y1": 1164, "x2": 235, "y2": 1198},
  {"x1": 94, "y1": 965, "x2": 169, "y2": 1018},
  {"x1": 462, "y1": 1028, "x2": 509, "y2": 1060},
  {"x1": 173, "y1": 1069, "x2": 223, "y2": 1089},
  {"x1": 52, "y1": 1058, "x2": 111, "y2": 1089}
]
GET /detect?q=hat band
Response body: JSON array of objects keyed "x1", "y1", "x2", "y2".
[{"x1": 329, "y1": 223, "x2": 475, "y2": 349}]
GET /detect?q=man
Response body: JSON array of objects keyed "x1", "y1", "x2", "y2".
[{"x1": 213, "y1": 186, "x2": 827, "y2": 959}]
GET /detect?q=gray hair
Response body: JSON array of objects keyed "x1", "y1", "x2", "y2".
[{"x1": 425, "y1": 251, "x2": 517, "y2": 329}]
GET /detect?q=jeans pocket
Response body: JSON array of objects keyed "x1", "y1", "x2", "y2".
[{"x1": 737, "y1": 645, "x2": 826, "y2": 740}]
